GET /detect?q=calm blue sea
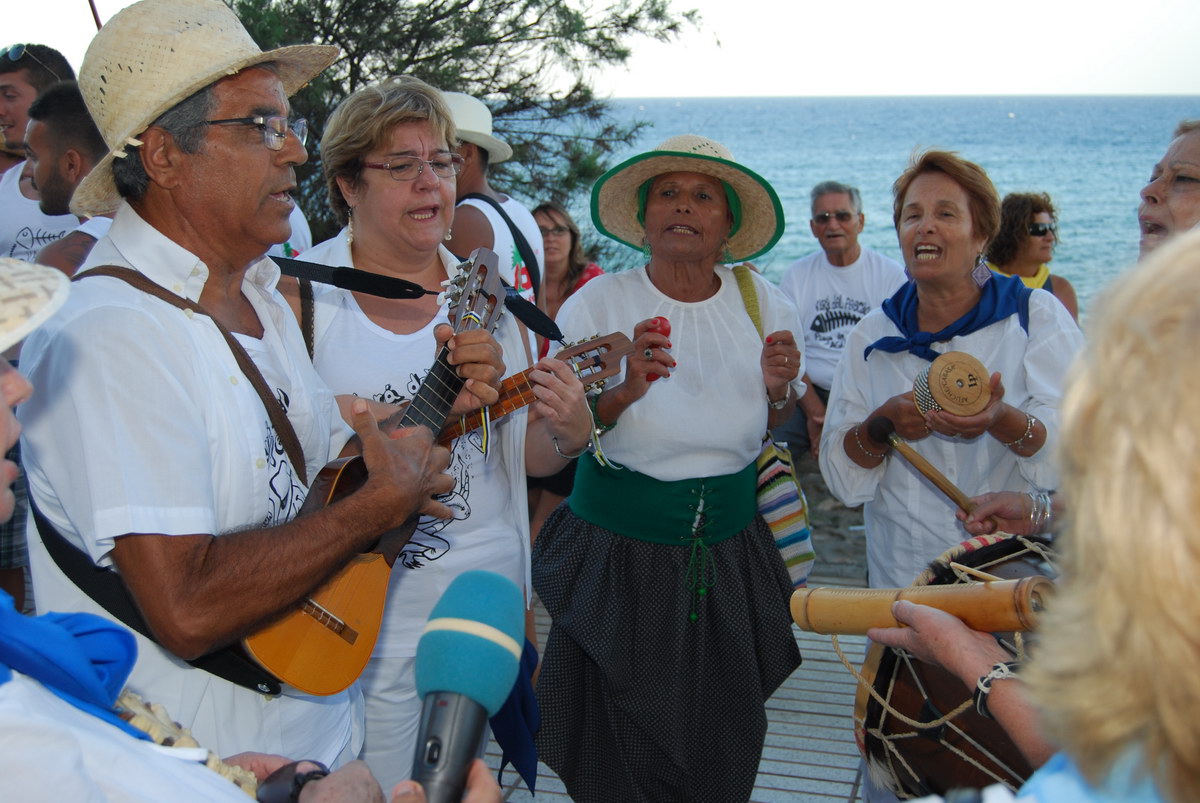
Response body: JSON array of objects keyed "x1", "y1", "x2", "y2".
[{"x1": 592, "y1": 96, "x2": 1199, "y2": 315}]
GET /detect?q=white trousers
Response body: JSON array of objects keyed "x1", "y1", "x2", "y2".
[{"x1": 358, "y1": 655, "x2": 422, "y2": 791}]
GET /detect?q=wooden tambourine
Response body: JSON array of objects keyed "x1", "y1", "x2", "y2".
[{"x1": 914, "y1": 351, "x2": 990, "y2": 416}]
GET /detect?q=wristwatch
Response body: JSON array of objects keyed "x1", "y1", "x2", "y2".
[{"x1": 767, "y1": 390, "x2": 790, "y2": 410}]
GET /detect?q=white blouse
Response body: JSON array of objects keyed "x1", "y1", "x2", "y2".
[{"x1": 819, "y1": 290, "x2": 1083, "y2": 587}]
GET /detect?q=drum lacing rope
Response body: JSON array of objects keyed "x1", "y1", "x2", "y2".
[
  {"x1": 833, "y1": 537, "x2": 1051, "y2": 796},
  {"x1": 1015, "y1": 535, "x2": 1058, "y2": 573},
  {"x1": 832, "y1": 635, "x2": 1025, "y2": 797},
  {"x1": 831, "y1": 634, "x2": 973, "y2": 729}
]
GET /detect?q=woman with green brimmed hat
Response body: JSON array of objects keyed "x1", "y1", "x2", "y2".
[{"x1": 532, "y1": 135, "x2": 804, "y2": 802}]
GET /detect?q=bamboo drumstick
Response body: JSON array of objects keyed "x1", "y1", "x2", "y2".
[
  {"x1": 791, "y1": 576, "x2": 1053, "y2": 635},
  {"x1": 866, "y1": 416, "x2": 988, "y2": 519}
]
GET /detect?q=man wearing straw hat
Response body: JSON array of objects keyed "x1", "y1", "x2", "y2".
[{"x1": 15, "y1": 0, "x2": 497, "y2": 765}]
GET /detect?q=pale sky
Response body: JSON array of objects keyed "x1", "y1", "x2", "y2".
[{"x1": 12, "y1": 0, "x2": 1200, "y2": 98}]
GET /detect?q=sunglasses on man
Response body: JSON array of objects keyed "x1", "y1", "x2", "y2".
[
  {"x1": 813, "y1": 210, "x2": 856, "y2": 224},
  {"x1": 3, "y1": 44, "x2": 62, "y2": 83}
]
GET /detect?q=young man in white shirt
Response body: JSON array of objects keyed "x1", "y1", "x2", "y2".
[{"x1": 0, "y1": 45, "x2": 78, "y2": 261}]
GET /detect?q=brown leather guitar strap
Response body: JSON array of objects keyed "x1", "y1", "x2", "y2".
[{"x1": 75, "y1": 266, "x2": 308, "y2": 486}]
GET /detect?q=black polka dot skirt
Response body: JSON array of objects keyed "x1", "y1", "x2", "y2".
[{"x1": 533, "y1": 504, "x2": 802, "y2": 802}]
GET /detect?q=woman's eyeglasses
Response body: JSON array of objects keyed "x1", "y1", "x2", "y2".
[
  {"x1": 813, "y1": 210, "x2": 855, "y2": 224},
  {"x1": 538, "y1": 225, "x2": 569, "y2": 237},
  {"x1": 4, "y1": 44, "x2": 62, "y2": 83},
  {"x1": 1028, "y1": 222, "x2": 1057, "y2": 237},
  {"x1": 362, "y1": 154, "x2": 464, "y2": 181}
]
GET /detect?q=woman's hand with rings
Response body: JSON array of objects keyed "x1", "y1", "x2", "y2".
[
  {"x1": 877, "y1": 392, "x2": 931, "y2": 441},
  {"x1": 620, "y1": 316, "x2": 674, "y2": 398},
  {"x1": 761, "y1": 330, "x2": 800, "y2": 400},
  {"x1": 925, "y1": 373, "x2": 1005, "y2": 439}
]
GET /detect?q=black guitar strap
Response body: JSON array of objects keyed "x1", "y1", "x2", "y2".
[
  {"x1": 32, "y1": 498, "x2": 281, "y2": 696},
  {"x1": 460, "y1": 192, "x2": 542, "y2": 298}
]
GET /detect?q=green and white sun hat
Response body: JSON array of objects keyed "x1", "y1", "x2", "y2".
[{"x1": 591, "y1": 134, "x2": 785, "y2": 262}]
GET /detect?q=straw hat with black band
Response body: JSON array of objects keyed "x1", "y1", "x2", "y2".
[
  {"x1": 70, "y1": 0, "x2": 338, "y2": 218},
  {"x1": 591, "y1": 134, "x2": 785, "y2": 263}
]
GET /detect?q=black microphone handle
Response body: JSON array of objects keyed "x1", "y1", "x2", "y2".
[{"x1": 411, "y1": 692, "x2": 489, "y2": 803}]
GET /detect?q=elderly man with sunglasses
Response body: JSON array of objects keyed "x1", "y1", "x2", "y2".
[
  {"x1": 17, "y1": 0, "x2": 504, "y2": 768},
  {"x1": 774, "y1": 180, "x2": 905, "y2": 461}
]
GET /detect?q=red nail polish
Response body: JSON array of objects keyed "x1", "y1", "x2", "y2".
[
  {"x1": 647, "y1": 374, "x2": 660, "y2": 382},
  {"x1": 671, "y1": 360, "x2": 677, "y2": 367},
  {"x1": 666, "y1": 341, "x2": 672, "y2": 348}
]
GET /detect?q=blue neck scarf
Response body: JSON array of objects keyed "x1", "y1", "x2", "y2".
[
  {"x1": 0, "y1": 589, "x2": 149, "y2": 740},
  {"x1": 864, "y1": 273, "x2": 1032, "y2": 362}
]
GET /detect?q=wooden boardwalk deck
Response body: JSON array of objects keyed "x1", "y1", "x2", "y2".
[{"x1": 486, "y1": 573, "x2": 869, "y2": 802}]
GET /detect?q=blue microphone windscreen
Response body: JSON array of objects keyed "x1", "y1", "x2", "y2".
[{"x1": 414, "y1": 570, "x2": 524, "y2": 715}]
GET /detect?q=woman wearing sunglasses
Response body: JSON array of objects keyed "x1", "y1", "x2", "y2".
[{"x1": 986, "y1": 192, "x2": 1078, "y2": 320}]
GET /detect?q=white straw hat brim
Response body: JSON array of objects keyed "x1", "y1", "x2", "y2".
[
  {"x1": 591, "y1": 136, "x2": 784, "y2": 262},
  {"x1": 440, "y1": 91, "x2": 513, "y2": 164},
  {"x1": 0, "y1": 259, "x2": 70, "y2": 352},
  {"x1": 456, "y1": 130, "x2": 513, "y2": 164}
]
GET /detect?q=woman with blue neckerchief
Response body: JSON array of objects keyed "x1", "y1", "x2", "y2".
[{"x1": 820, "y1": 150, "x2": 1082, "y2": 595}]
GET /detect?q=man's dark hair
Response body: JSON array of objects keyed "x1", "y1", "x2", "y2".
[
  {"x1": 112, "y1": 85, "x2": 215, "y2": 202},
  {"x1": 0, "y1": 44, "x2": 75, "y2": 93},
  {"x1": 27, "y1": 81, "x2": 106, "y2": 164},
  {"x1": 472, "y1": 141, "x2": 490, "y2": 172}
]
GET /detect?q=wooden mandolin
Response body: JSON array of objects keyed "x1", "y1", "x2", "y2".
[{"x1": 242, "y1": 248, "x2": 505, "y2": 696}]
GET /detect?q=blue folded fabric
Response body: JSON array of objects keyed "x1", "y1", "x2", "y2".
[
  {"x1": 0, "y1": 588, "x2": 149, "y2": 740},
  {"x1": 865, "y1": 273, "x2": 1032, "y2": 362},
  {"x1": 488, "y1": 637, "x2": 541, "y2": 793}
]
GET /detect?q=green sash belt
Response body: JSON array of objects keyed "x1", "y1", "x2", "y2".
[{"x1": 569, "y1": 455, "x2": 757, "y2": 545}]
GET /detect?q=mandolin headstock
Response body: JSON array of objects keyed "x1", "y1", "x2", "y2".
[
  {"x1": 554, "y1": 332, "x2": 633, "y2": 393},
  {"x1": 442, "y1": 248, "x2": 505, "y2": 334}
]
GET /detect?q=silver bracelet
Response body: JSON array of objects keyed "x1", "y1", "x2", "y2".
[
  {"x1": 767, "y1": 388, "x2": 790, "y2": 410},
  {"x1": 854, "y1": 424, "x2": 886, "y2": 459},
  {"x1": 1002, "y1": 412, "x2": 1036, "y2": 449},
  {"x1": 1027, "y1": 490, "x2": 1053, "y2": 534},
  {"x1": 552, "y1": 436, "x2": 587, "y2": 460}
]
